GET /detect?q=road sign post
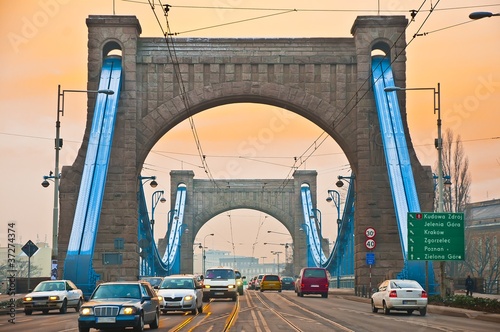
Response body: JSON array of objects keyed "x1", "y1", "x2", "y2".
[
  {"x1": 22, "y1": 240, "x2": 39, "y2": 291},
  {"x1": 407, "y1": 212, "x2": 465, "y2": 261}
]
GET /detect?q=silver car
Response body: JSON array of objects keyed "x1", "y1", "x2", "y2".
[
  {"x1": 157, "y1": 275, "x2": 203, "y2": 315},
  {"x1": 371, "y1": 279, "x2": 428, "y2": 316}
]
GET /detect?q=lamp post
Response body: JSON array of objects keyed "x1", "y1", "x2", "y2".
[
  {"x1": 310, "y1": 208, "x2": 323, "y2": 266},
  {"x1": 384, "y1": 84, "x2": 444, "y2": 212},
  {"x1": 202, "y1": 233, "x2": 214, "y2": 274},
  {"x1": 271, "y1": 251, "x2": 282, "y2": 274},
  {"x1": 194, "y1": 242, "x2": 202, "y2": 273},
  {"x1": 260, "y1": 256, "x2": 267, "y2": 273},
  {"x1": 384, "y1": 83, "x2": 446, "y2": 295},
  {"x1": 41, "y1": 85, "x2": 114, "y2": 275},
  {"x1": 150, "y1": 190, "x2": 166, "y2": 240},
  {"x1": 326, "y1": 189, "x2": 342, "y2": 233},
  {"x1": 264, "y1": 242, "x2": 292, "y2": 275}
]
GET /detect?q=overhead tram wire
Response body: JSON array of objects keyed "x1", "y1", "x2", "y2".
[
  {"x1": 282, "y1": 0, "x2": 434, "y2": 189},
  {"x1": 146, "y1": 1, "x2": 221, "y2": 189},
  {"x1": 277, "y1": 0, "x2": 441, "y2": 191},
  {"x1": 125, "y1": 1, "x2": 500, "y2": 15}
]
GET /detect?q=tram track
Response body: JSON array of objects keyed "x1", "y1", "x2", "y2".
[{"x1": 243, "y1": 291, "x2": 355, "y2": 332}]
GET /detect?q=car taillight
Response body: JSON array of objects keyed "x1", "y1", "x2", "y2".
[
  {"x1": 421, "y1": 290, "x2": 428, "y2": 298},
  {"x1": 389, "y1": 290, "x2": 398, "y2": 298}
]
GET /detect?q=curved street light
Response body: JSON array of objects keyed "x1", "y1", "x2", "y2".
[
  {"x1": 385, "y1": 83, "x2": 448, "y2": 296},
  {"x1": 202, "y1": 233, "x2": 215, "y2": 274},
  {"x1": 151, "y1": 190, "x2": 166, "y2": 240},
  {"x1": 41, "y1": 85, "x2": 114, "y2": 277},
  {"x1": 326, "y1": 189, "x2": 342, "y2": 233},
  {"x1": 384, "y1": 84, "x2": 445, "y2": 212}
]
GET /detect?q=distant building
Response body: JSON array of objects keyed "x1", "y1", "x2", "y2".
[
  {"x1": 0, "y1": 241, "x2": 52, "y2": 292},
  {"x1": 195, "y1": 249, "x2": 280, "y2": 278},
  {"x1": 462, "y1": 199, "x2": 500, "y2": 293}
]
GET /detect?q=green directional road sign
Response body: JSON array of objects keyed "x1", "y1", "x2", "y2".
[{"x1": 407, "y1": 212, "x2": 465, "y2": 261}]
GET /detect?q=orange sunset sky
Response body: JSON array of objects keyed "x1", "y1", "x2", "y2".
[{"x1": 1, "y1": 1, "x2": 499, "y2": 264}]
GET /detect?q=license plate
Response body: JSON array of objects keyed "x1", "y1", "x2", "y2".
[
  {"x1": 166, "y1": 303, "x2": 178, "y2": 307},
  {"x1": 403, "y1": 300, "x2": 416, "y2": 304},
  {"x1": 311, "y1": 285, "x2": 319, "y2": 288},
  {"x1": 215, "y1": 292, "x2": 224, "y2": 295},
  {"x1": 97, "y1": 317, "x2": 116, "y2": 323}
]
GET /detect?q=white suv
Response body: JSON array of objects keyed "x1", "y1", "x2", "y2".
[{"x1": 202, "y1": 267, "x2": 237, "y2": 302}]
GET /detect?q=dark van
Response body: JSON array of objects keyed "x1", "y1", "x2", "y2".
[{"x1": 296, "y1": 267, "x2": 329, "y2": 298}]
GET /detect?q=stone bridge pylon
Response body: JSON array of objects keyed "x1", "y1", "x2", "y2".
[{"x1": 58, "y1": 14, "x2": 434, "y2": 287}]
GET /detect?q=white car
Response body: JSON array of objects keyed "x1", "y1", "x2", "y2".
[
  {"x1": 23, "y1": 280, "x2": 84, "y2": 315},
  {"x1": 157, "y1": 275, "x2": 203, "y2": 315},
  {"x1": 371, "y1": 279, "x2": 428, "y2": 316}
]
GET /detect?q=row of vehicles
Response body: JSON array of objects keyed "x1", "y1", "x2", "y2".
[{"x1": 20, "y1": 267, "x2": 428, "y2": 331}]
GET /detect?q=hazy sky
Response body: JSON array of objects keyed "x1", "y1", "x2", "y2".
[{"x1": 1, "y1": 1, "x2": 499, "y2": 264}]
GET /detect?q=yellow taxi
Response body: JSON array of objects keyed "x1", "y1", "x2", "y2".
[{"x1": 260, "y1": 274, "x2": 282, "y2": 292}]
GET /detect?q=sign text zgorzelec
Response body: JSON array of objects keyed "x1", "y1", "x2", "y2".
[{"x1": 407, "y1": 212, "x2": 465, "y2": 261}]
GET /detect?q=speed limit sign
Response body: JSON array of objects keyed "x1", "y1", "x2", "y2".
[
  {"x1": 365, "y1": 227, "x2": 376, "y2": 238},
  {"x1": 365, "y1": 238, "x2": 376, "y2": 250}
]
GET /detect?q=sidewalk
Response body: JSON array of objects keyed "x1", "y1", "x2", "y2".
[{"x1": 329, "y1": 288, "x2": 500, "y2": 324}]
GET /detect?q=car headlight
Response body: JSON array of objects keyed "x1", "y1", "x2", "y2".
[
  {"x1": 80, "y1": 307, "x2": 94, "y2": 315},
  {"x1": 228, "y1": 285, "x2": 235, "y2": 289},
  {"x1": 157, "y1": 296, "x2": 163, "y2": 301},
  {"x1": 236, "y1": 280, "x2": 242, "y2": 286},
  {"x1": 120, "y1": 307, "x2": 137, "y2": 315},
  {"x1": 49, "y1": 296, "x2": 60, "y2": 301},
  {"x1": 23, "y1": 297, "x2": 32, "y2": 302},
  {"x1": 184, "y1": 295, "x2": 194, "y2": 301},
  {"x1": 204, "y1": 285, "x2": 210, "y2": 289}
]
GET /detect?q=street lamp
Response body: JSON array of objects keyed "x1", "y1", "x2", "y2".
[
  {"x1": 335, "y1": 175, "x2": 355, "y2": 188},
  {"x1": 384, "y1": 84, "x2": 445, "y2": 213},
  {"x1": 385, "y1": 83, "x2": 447, "y2": 295},
  {"x1": 41, "y1": 85, "x2": 114, "y2": 275},
  {"x1": 139, "y1": 175, "x2": 158, "y2": 188},
  {"x1": 264, "y1": 242, "x2": 292, "y2": 274},
  {"x1": 271, "y1": 251, "x2": 282, "y2": 274},
  {"x1": 326, "y1": 189, "x2": 342, "y2": 233},
  {"x1": 469, "y1": 11, "x2": 500, "y2": 19},
  {"x1": 267, "y1": 230, "x2": 289, "y2": 236},
  {"x1": 150, "y1": 190, "x2": 166, "y2": 240},
  {"x1": 202, "y1": 233, "x2": 214, "y2": 274}
]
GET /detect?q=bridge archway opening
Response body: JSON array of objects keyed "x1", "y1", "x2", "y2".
[
  {"x1": 142, "y1": 103, "x2": 350, "y2": 257},
  {"x1": 193, "y1": 208, "x2": 293, "y2": 275}
]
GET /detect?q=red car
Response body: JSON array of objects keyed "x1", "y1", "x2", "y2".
[{"x1": 295, "y1": 267, "x2": 329, "y2": 298}]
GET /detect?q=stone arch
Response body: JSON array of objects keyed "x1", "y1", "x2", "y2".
[{"x1": 136, "y1": 82, "x2": 355, "y2": 172}]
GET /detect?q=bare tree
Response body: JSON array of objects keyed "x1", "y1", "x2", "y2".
[
  {"x1": 0, "y1": 260, "x2": 42, "y2": 279},
  {"x1": 439, "y1": 128, "x2": 471, "y2": 213},
  {"x1": 460, "y1": 233, "x2": 500, "y2": 293},
  {"x1": 435, "y1": 129, "x2": 471, "y2": 279}
]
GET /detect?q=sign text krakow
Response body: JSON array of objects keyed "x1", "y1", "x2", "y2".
[{"x1": 407, "y1": 212, "x2": 465, "y2": 261}]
